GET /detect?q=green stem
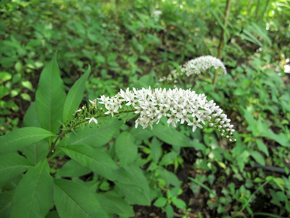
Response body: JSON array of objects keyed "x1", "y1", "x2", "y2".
[
  {"x1": 47, "y1": 108, "x2": 136, "y2": 158},
  {"x1": 257, "y1": 0, "x2": 270, "y2": 22},
  {"x1": 189, "y1": 177, "x2": 218, "y2": 200},
  {"x1": 115, "y1": 0, "x2": 120, "y2": 24},
  {"x1": 253, "y1": 212, "x2": 283, "y2": 218},
  {"x1": 214, "y1": 0, "x2": 231, "y2": 85}
]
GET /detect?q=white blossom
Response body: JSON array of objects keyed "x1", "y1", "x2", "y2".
[
  {"x1": 160, "y1": 55, "x2": 227, "y2": 82},
  {"x1": 97, "y1": 87, "x2": 236, "y2": 141},
  {"x1": 86, "y1": 117, "x2": 98, "y2": 124},
  {"x1": 89, "y1": 99, "x2": 97, "y2": 107},
  {"x1": 181, "y1": 56, "x2": 227, "y2": 76}
]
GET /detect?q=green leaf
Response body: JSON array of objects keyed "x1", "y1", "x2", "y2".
[
  {"x1": 250, "y1": 151, "x2": 265, "y2": 165},
  {"x1": 172, "y1": 198, "x2": 187, "y2": 209},
  {"x1": 56, "y1": 160, "x2": 92, "y2": 178},
  {"x1": 116, "y1": 183, "x2": 151, "y2": 206},
  {"x1": 165, "y1": 204, "x2": 174, "y2": 218},
  {"x1": 256, "y1": 139, "x2": 269, "y2": 157},
  {"x1": 0, "y1": 153, "x2": 33, "y2": 187},
  {"x1": 60, "y1": 144, "x2": 140, "y2": 186},
  {"x1": 159, "y1": 168, "x2": 180, "y2": 187},
  {"x1": 0, "y1": 72, "x2": 12, "y2": 81},
  {"x1": 22, "y1": 103, "x2": 49, "y2": 164},
  {"x1": 54, "y1": 179, "x2": 108, "y2": 218},
  {"x1": 21, "y1": 140, "x2": 49, "y2": 165},
  {"x1": 35, "y1": 53, "x2": 66, "y2": 134},
  {"x1": 159, "y1": 151, "x2": 178, "y2": 166},
  {"x1": 10, "y1": 160, "x2": 53, "y2": 218},
  {"x1": 240, "y1": 107, "x2": 257, "y2": 135},
  {"x1": 115, "y1": 132, "x2": 137, "y2": 166},
  {"x1": 46, "y1": 211, "x2": 60, "y2": 218},
  {"x1": 95, "y1": 193, "x2": 134, "y2": 217},
  {"x1": 23, "y1": 103, "x2": 40, "y2": 127},
  {"x1": 60, "y1": 118, "x2": 122, "y2": 147},
  {"x1": 234, "y1": 87, "x2": 246, "y2": 96},
  {"x1": 130, "y1": 126, "x2": 153, "y2": 140},
  {"x1": 254, "y1": 177, "x2": 264, "y2": 183},
  {"x1": 0, "y1": 190, "x2": 14, "y2": 218},
  {"x1": 21, "y1": 81, "x2": 34, "y2": 91},
  {"x1": 0, "y1": 86, "x2": 9, "y2": 99},
  {"x1": 153, "y1": 197, "x2": 167, "y2": 207},
  {"x1": 259, "y1": 131, "x2": 289, "y2": 148},
  {"x1": 0, "y1": 127, "x2": 55, "y2": 154},
  {"x1": 117, "y1": 165, "x2": 151, "y2": 205},
  {"x1": 21, "y1": 93, "x2": 31, "y2": 101},
  {"x1": 152, "y1": 121, "x2": 191, "y2": 147},
  {"x1": 151, "y1": 137, "x2": 162, "y2": 163},
  {"x1": 63, "y1": 66, "x2": 91, "y2": 122}
]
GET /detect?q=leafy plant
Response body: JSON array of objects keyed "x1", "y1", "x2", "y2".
[
  {"x1": 1, "y1": 0, "x2": 290, "y2": 217},
  {"x1": 0, "y1": 53, "x2": 236, "y2": 217}
]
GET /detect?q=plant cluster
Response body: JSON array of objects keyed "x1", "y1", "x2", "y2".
[{"x1": 1, "y1": 0, "x2": 290, "y2": 217}]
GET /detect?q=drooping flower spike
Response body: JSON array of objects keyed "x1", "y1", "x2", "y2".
[
  {"x1": 160, "y1": 55, "x2": 227, "y2": 82},
  {"x1": 95, "y1": 87, "x2": 236, "y2": 142}
]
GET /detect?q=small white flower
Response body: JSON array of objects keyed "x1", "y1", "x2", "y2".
[
  {"x1": 76, "y1": 108, "x2": 82, "y2": 113},
  {"x1": 89, "y1": 99, "x2": 97, "y2": 107},
  {"x1": 188, "y1": 118, "x2": 203, "y2": 132},
  {"x1": 99, "y1": 95, "x2": 110, "y2": 105},
  {"x1": 86, "y1": 117, "x2": 98, "y2": 124},
  {"x1": 104, "y1": 106, "x2": 118, "y2": 117}
]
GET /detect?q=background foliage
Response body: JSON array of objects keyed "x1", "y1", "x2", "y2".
[{"x1": 0, "y1": 0, "x2": 290, "y2": 217}]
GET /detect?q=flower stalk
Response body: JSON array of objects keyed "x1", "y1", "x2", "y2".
[{"x1": 97, "y1": 87, "x2": 236, "y2": 142}]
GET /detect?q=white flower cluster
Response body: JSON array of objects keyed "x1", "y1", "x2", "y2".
[
  {"x1": 182, "y1": 55, "x2": 227, "y2": 76},
  {"x1": 160, "y1": 55, "x2": 227, "y2": 82},
  {"x1": 96, "y1": 87, "x2": 236, "y2": 141}
]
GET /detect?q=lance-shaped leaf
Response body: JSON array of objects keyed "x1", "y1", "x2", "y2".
[
  {"x1": 0, "y1": 190, "x2": 14, "y2": 218},
  {"x1": 35, "y1": 53, "x2": 66, "y2": 134},
  {"x1": 54, "y1": 179, "x2": 108, "y2": 218},
  {"x1": 0, "y1": 153, "x2": 33, "y2": 187},
  {"x1": 95, "y1": 193, "x2": 134, "y2": 217},
  {"x1": 60, "y1": 144, "x2": 140, "y2": 187},
  {"x1": 152, "y1": 121, "x2": 191, "y2": 147},
  {"x1": 115, "y1": 132, "x2": 137, "y2": 166},
  {"x1": 56, "y1": 160, "x2": 92, "y2": 178},
  {"x1": 115, "y1": 165, "x2": 151, "y2": 206},
  {"x1": 10, "y1": 159, "x2": 54, "y2": 218},
  {"x1": 0, "y1": 127, "x2": 55, "y2": 154},
  {"x1": 22, "y1": 103, "x2": 40, "y2": 127},
  {"x1": 21, "y1": 103, "x2": 49, "y2": 164},
  {"x1": 59, "y1": 118, "x2": 122, "y2": 148},
  {"x1": 63, "y1": 66, "x2": 91, "y2": 122}
]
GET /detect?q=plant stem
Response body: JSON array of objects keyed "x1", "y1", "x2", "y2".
[
  {"x1": 257, "y1": 0, "x2": 270, "y2": 22},
  {"x1": 115, "y1": 0, "x2": 120, "y2": 24},
  {"x1": 214, "y1": 0, "x2": 231, "y2": 85},
  {"x1": 47, "y1": 108, "x2": 136, "y2": 158},
  {"x1": 255, "y1": 0, "x2": 261, "y2": 18},
  {"x1": 189, "y1": 177, "x2": 218, "y2": 200},
  {"x1": 246, "y1": 0, "x2": 253, "y2": 17}
]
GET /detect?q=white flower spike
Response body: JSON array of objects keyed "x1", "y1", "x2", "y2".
[
  {"x1": 98, "y1": 87, "x2": 236, "y2": 141},
  {"x1": 160, "y1": 55, "x2": 227, "y2": 81},
  {"x1": 181, "y1": 55, "x2": 227, "y2": 76}
]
